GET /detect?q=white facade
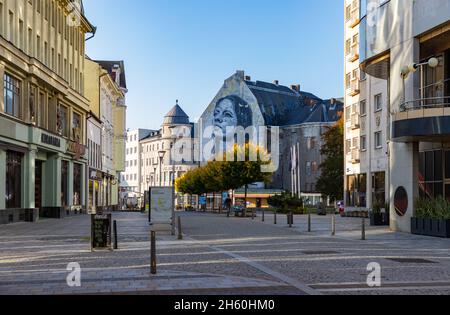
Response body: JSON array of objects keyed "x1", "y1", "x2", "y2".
[
  {"x1": 358, "y1": 0, "x2": 450, "y2": 232},
  {"x1": 344, "y1": 0, "x2": 389, "y2": 211},
  {"x1": 120, "y1": 129, "x2": 153, "y2": 206}
]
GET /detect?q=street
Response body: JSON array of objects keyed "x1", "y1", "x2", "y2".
[{"x1": 1, "y1": 211, "x2": 450, "y2": 295}]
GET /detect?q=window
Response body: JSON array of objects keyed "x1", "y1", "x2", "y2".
[
  {"x1": 345, "y1": 106, "x2": 351, "y2": 121},
  {"x1": 29, "y1": 85, "x2": 36, "y2": 123},
  {"x1": 346, "y1": 140, "x2": 352, "y2": 155},
  {"x1": 360, "y1": 136, "x2": 367, "y2": 151},
  {"x1": 72, "y1": 112, "x2": 82, "y2": 142},
  {"x1": 61, "y1": 160, "x2": 69, "y2": 207},
  {"x1": 8, "y1": 11, "x2": 13, "y2": 43},
  {"x1": 5, "y1": 151, "x2": 23, "y2": 208},
  {"x1": 38, "y1": 92, "x2": 47, "y2": 128},
  {"x1": 360, "y1": 100, "x2": 367, "y2": 116},
  {"x1": 307, "y1": 137, "x2": 316, "y2": 150},
  {"x1": 4, "y1": 73, "x2": 21, "y2": 118},
  {"x1": 345, "y1": 73, "x2": 351, "y2": 89},
  {"x1": 312, "y1": 161, "x2": 318, "y2": 173},
  {"x1": 28, "y1": 28, "x2": 33, "y2": 55},
  {"x1": 306, "y1": 162, "x2": 312, "y2": 176},
  {"x1": 374, "y1": 93, "x2": 382, "y2": 111},
  {"x1": 36, "y1": 35, "x2": 41, "y2": 60},
  {"x1": 352, "y1": 137, "x2": 359, "y2": 149},
  {"x1": 73, "y1": 163, "x2": 82, "y2": 206},
  {"x1": 345, "y1": 39, "x2": 351, "y2": 55},
  {"x1": 19, "y1": 20, "x2": 24, "y2": 50},
  {"x1": 345, "y1": 5, "x2": 351, "y2": 21},
  {"x1": 374, "y1": 131, "x2": 382, "y2": 149},
  {"x1": 57, "y1": 104, "x2": 68, "y2": 137}
]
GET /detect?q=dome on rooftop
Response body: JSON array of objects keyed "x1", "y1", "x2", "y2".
[{"x1": 163, "y1": 100, "x2": 190, "y2": 125}]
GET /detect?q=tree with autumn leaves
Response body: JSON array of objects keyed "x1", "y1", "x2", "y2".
[
  {"x1": 176, "y1": 143, "x2": 273, "y2": 209},
  {"x1": 316, "y1": 118, "x2": 344, "y2": 203}
]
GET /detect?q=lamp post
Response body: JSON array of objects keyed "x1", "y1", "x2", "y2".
[{"x1": 158, "y1": 151, "x2": 166, "y2": 187}]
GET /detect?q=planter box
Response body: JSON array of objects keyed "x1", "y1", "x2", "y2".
[
  {"x1": 370, "y1": 213, "x2": 389, "y2": 226},
  {"x1": 411, "y1": 218, "x2": 450, "y2": 238}
]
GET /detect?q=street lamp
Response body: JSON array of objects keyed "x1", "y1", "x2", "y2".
[
  {"x1": 158, "y1": 150, "x2": 166, "y2": 187},
  {"x1": 400, "y1": 57, "x2": 440, "y2": 108}
]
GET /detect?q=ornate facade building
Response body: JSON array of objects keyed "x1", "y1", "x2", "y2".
[{"x1": 0, "y1": 0, "x2": 95, "y2": 224}]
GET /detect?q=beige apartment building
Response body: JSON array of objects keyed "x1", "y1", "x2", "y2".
[
  {"x1": 0, "y1": 0, "x2": 94, "y2": 224},
  {"x1": 343, "y1": 0, "x2": 389, "y2": 212}
]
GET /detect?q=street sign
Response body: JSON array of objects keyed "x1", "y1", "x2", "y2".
[
  {"x1": 91, "y1": 213, "x2": 112, "y2": 251},
  {"x1": 149, "y1": 187, "x2": 174, "y2": 228}
]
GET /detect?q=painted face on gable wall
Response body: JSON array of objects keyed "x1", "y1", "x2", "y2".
[
  {"x1": 213, "y1": 95, "x2": 253, "y2": 136},
  {"x1": 214, "y1": 98, "x2": 238, "y2": 134}
]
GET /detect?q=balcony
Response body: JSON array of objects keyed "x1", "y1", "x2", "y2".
[
  {"x1": 392, "y1": 96, "x2": 450, "y2": 142},
  {"x1": 351, "y1": 149, "x2": 360, "y2": 164},
  {"x1": 349, "y1": 80, "x2": 360, "y2": 96},
  {"x1": 347, "y1": 46, "x2": 359, "y2": 63},
  {"x1": 351, "y1": 113, "x2": 360, "y2": 130}
]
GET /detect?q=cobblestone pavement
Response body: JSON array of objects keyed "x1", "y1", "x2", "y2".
[{"x1": 1, "y1": 211, "x2": 450, "y2": 295}]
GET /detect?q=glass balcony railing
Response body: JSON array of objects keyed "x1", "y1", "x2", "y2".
[{"x1": 399, "y1": 96, "x2": 450, "y2": 112}]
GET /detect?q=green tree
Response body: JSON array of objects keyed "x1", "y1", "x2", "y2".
[{"x1": 316, "y1": 118, "x2": 344, "y2": 202}]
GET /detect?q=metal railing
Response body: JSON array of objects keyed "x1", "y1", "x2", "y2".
[{"x1": 399, "y1": 96, "x2": 450, "y2": 112}]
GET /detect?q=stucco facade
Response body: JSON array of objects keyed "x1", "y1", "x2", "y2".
[{"x1": 0, "y1": 0, "x2": 94, "y2": 224}]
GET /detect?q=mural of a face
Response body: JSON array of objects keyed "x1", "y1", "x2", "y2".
[
  {"x1": 213, "y1": 95, "x2": 253, "y2": 136},
  {"x1": 214, "y1": 98, "x2": 238, "y2": 134}
]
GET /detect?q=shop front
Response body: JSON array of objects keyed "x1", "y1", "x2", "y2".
[{"x1": 0, "y1": 116, "x2": 87, "y2": 224}]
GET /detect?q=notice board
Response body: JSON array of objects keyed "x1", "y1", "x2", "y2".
[{"x1": 149, "y1": 187, "x2": 174, "y2": 226}]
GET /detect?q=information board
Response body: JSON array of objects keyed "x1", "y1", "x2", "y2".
[
  {"x1": 91, "y1": 214, "x2": 112, "y2": 251},
  {"x1": 149, "y1": 187, "x2": 174, "y2": 225}
]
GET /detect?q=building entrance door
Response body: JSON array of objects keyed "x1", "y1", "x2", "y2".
[{"x1": 35, "y1": 161, "x2": 43, "y2": 211}]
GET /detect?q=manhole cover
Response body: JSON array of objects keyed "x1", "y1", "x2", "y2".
[
  {"x1": 386, "y1": 258, "x2": 436, "y2": 264},
  {"x1": 302, "y1": 251, "x2": 339, "y2": 255}
]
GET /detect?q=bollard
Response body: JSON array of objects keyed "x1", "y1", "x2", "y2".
[
  {"x1": 262, "y1": 210, "x2": 265, "y2": 222},
  {"x1": 308, "y1": 214, "x2": 312, "y2": 232},
  {"x1": 361, "y1": 218, "x2": 366, "y2": 240},
  {"x1": 288, "y1": 212, "x2": 293, "y2": 228},
  {"x1": 274, "y1": 211, "x2": 277, "y2": 225},
  {"x1": 177, "y1": 216, "x2": 183, "y2": 240},
  {"x1": 150, "y1": 231, "x2": 157, "y2": 274},
  {"x1": 252, "y1": 209, "x2": 255, "y2": 220},
  {"x1": 331, "y1": 215, "x2": 336, "y2": 236},
  {"x1": 227, "y1": 210, "x2": 230, "y2": 218},
  {"x1": 113, "y1": 220, "x2": 118, "y2": 250}
]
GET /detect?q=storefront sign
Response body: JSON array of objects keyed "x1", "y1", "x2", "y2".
[
  {"x1": 67, "y1": 140, "x2": 86, "y2": 159},
  {"x1": 41, "y1": 133, "x2": 61, "y2": 148}
]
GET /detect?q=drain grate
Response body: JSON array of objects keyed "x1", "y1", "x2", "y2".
[
  {"x1": 386, "y1": 258, "x2": 437, "y2": 264},
  {"x1": 302, "y1": 251, "x2": 339, "y2": 255}
]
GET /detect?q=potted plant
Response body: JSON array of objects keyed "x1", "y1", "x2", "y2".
[
  {"x1": 370, "y1": 200, "x2": 389, "y2": 226},
  {"x1": 412, "y1": 197, "x2": 450, "y2": 238}
]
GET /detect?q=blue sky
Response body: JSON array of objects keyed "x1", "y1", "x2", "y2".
[{"x1": 84, "y1": 0, "x2": 343, "y2": 130}]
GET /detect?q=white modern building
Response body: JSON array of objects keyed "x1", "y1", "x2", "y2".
[
  {"x1": 357, "y1": 0, "x2": 450, "y2": 232},
  {"x1": 344, "y1": 0, "x2": 389, "y2": 212},
  {"x1": 120, "y1": 129, "x2": 153, "y2": 208}
]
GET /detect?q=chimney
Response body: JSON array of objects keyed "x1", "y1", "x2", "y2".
[
  {"x1": 236, "y1": 70, "x2": 245, "y2": 80},
  {"x1": 112, "y1": 64, "x2": 121, "y2": 86},
  {"x1": 244, "y1": 75, "x2": 251, "y2": 81},
  {"x1": 291, "y1": 84, "x2": 300, "y2": 92},
  {"x1": 273, "y1": 80, "x2": 279, "y2": 86},
  {"x1": 330, "y1": 98, "x2": 336, "y2": 105}
]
